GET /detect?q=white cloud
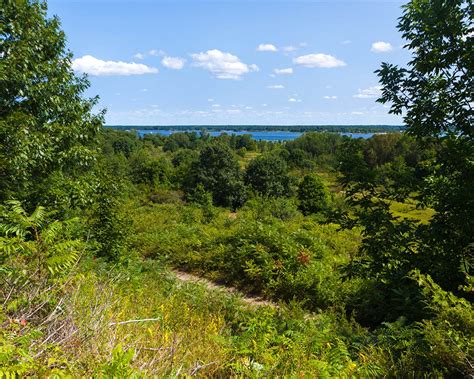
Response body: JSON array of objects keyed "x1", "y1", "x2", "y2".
[
  {"x1": 283, "y1": 46, "x2": 298, "y2": 52},
  {"x1": 149, "y1": 49, "x2": 164, "y2": 57},
  {"x1": 161, "y1": 56, "x2": 185, "y2": 70},
  {"x1": 257, "y1": 43, "x2": 278, "y2": 52},
  {"x1": 288, "y1": 98, "x2": 302, "y2": 103},
  {"x1": 211, "y1": 104, "x2": 221, "y2": 108},
  {"x1": 208, "y1": 98, "x2": 214, "y2": 102},
  {"x1": 226, "y1": 109, "x2": 242, "y2": 114},
  {"x1": 323, "y1": 95, "x2": 337, "y2": 100},
  {"x1": 371, "y1": 41, "x2": 393, "y2": 53},
  {"x1": 353, "y1": 85, "x2": 382, "y2": 99},
  {"x1": 341, "y1": 40, "x2": 352, "y2": 45},
  {"x1": 72, "y1": 55, "x2": 158, "y2": 76},
  {"x1": 352, "y1": 111, "x2": 365, "y2": 115},
  {"x1": 274, "y1": 68, "x2": 293, "y2": 75},
  {"x1": 267, "y1": 84, "x2": 285, "y2": 89},
  {"x1": 133, "y1": 49, "x2": 165, "y2": 60},
  {"x1": 293, "y1": 53, "x2": 346, "y2": 68},
  {"x1": 141, "y1": 88, "x2": 148, "y2": 92},
  {"x1": 191, "y1": 49, "x2": 258, "y2": 80}
]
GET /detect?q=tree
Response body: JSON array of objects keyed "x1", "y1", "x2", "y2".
[
  {"x1": 376, "y1": 0, "x2": 473, "y2": 291},
  {"x1": 128, "y1": 149, "x2": 172, "y2": 187},
  {"x1": 0, "y1": 0, "x2": 103, "y2": 207},
  {"x1": 244, "y1": 154, "x2": 292, "y2": 197},
  {"x1": 184, "y1": 144, "x2": 245, "y2": 209},
  {"x1": 297, "y1": 174, "x2": 329, "y2": 215},
  {"x1": 343, "y1": 0, "x2": 473, "y2": 318}
]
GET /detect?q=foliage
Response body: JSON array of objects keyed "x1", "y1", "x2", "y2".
[
  {"x1": 184, "y1": 144, "x2": 246, "y2": 209},
  {"x1": 297, "y1": 174, "x2": 330, "y2": 215},
  {"x1": 244, "y1": 153, "x2": 292, "y2": 198},
  {"x1": 375, "y1": 0, "x2": 473, "y2": 292},
  {"x1": 87, "y1": 173, "x2": 131, "y2": 261},
  {"x1": 128, "y1": 148, "x2": 172, "y2": 187},
  {"x1": 0, "y1": 201, "x2": 85, "y2": 376},
  {"x1": 340, "y1": 0, "x2": 473, "y2": 324},
  {"x1": 0, "y1": 0, "x2": 103, "y2": 207},
  {"x1": 1, "y1": 0, "x2": 472, "y2": 375}
]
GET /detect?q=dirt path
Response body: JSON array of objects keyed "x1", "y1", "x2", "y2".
[{"x1": 173, "y1": 270, "x2": 276, "y2": 308}]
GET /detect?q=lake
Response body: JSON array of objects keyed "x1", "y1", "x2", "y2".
[{"x1": 137, "y1": 129, "x2": 376, "y2": 141}]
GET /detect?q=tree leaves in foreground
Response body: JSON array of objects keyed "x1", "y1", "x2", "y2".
[
  {"x1": 0, "y1": 0, "x2": 103, "y2": 208},
  {"x1": 342, "y1": 0, "x2": 473, "y2": 322}
]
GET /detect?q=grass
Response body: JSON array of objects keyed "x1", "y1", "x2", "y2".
[
  {"x1": 390, "y1": 200, "x2": 435, "y2": 224},
  {"x1": 12, "y1": 258, "x2": 382, "y2": 377}
]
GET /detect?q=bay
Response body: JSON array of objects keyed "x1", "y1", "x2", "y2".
[{"x1": 137, "y1": 129, "x2": 376, "y2": 141}]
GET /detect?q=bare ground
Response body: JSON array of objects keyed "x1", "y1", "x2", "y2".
[{"x1": 173, "y1": 270, "x2": 276, "y2": 308}]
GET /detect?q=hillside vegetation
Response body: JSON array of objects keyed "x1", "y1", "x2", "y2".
[{"x1": 1, "y1": 0, "x2": 472, "y2": 377}]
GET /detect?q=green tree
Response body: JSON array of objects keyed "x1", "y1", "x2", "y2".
[
  {"x1": 343, "y1": 0, "x2": 473, "y2": 321},
  {"x1": 0, "y1": 0, "x2": 103, "y2": 207},
  {"x1": 128, "y1": 149, "x2": 172, "y2": 187},
  {"x1": 297, "y1": 174, "x2": 329, "y2": 215},
  {"x1": 184, "y1": 144, "x2": 245, "y2": 209},
  {"x1": 376, "y1": 0, "x2": 473, "y2": 291},
  {"x1": 244, "y1": 154, "x2": 292, "y2": 197}
]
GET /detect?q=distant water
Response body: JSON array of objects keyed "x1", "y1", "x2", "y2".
[{"x1": 137, "y1": 129, "x2": 375, "y2": 141}]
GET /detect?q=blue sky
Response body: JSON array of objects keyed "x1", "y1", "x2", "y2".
[{"x1": 48, "y1": 0, "x2": 409, "y2": 125}]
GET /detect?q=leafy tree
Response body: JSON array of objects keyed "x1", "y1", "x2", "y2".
[
  {"x1": 286, "y1": 132, "x2": 343, "y2": 167},
  {"x1": 297, "y1": 174, "x2": 329, "y2": 215},
  {"x1": 343, "y1": 0, "x2": 473, "y2": 321},
  {"x1": 376, "y1": 0, "x2": 473, "y2": 290},
  {"x1": 184, "y1": 144, "x2": 245, "y2": 209},
  {"x1": 245, "y1": 154, "x2": 292, "y2": 197},
  {"x1": 128, "y1": 149, "x2": 172, "y2": 187},
  {"x1": 101, "y1": 129, "x2": 139, "y2": 158},
  {"x1": 0, "y1": 0, "x2": 103, "y2": 207}
]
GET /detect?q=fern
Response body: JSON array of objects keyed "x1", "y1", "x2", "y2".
[{"x1": 0, "y1": 201, "x2": 85, "y2": 309}]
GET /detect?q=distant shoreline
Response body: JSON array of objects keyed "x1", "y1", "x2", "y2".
[{"x1": 105, "y1": 124, "x2": 405, "y2": 133}]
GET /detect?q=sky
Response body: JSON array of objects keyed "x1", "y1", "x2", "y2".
[{"x1": 47, "y1": 0, "x2": 410, "y2": 126}]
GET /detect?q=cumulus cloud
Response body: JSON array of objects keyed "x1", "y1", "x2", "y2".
[
  {"x1": 191, "y1": 49, "x2": 258, "y2": 80},
  {"x1": 293, "y1": 53, "x2": 346, "y2": 68},
  {"x1": 72, "y1": 55, "x2": 158, "y2": 76},
  {"x1": 371, "y1": 41, "x2": 393, "y2": 53},
  {"x1": 353, "y1": 86, "x2": 382, "y2": 99},
  {"x1": 257, "y1": 43, "x2": 278, "y2": 52},
  {"x1": 288, "y1": 97, "x2": 302, "y2": 103},
  {"x1": 323, "y1": 95, "x2": 337, "y2": 100},
  {"x1": 267, "y1": 84, "x2": 285, "y2": 89},
  {"x1": 274, "y1": 68, "x2": 293, "y2": 75},
  {"x1": 161, "y1": 56, "x2": 185, "y2": 70},
  {"x1": 133, "y1": 53, "x2": 145, "y2": 60}
]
